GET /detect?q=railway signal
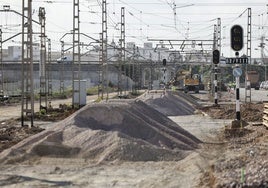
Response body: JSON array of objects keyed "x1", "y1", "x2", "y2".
[
  {"x1": 231, "y1": 25, "x2": 243, "y2": 51},
  {"x1": 213, "y1": 49, "x2": 220, "y2": 64},
  {"x1": 230, "y1": 25, "x2": 244, "y2": 121},
  {"x1": 162, "y1": 59, "x2": 167, "y2": 66}
]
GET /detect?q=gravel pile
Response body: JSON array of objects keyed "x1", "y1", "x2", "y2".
[
  {"x1": 145, "y1": 91, "x2": 196, "y2": 116},
  {"x1": 0, "y1": 97, "x2": 201, "y2": 164}
]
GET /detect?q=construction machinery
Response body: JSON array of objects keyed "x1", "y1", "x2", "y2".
[
  {"x1": 183, "y1": 73, "x2": 200, "y2": 93},
  {"x1": 169, "y1": 68, "x2": 201, "y2": 93},
  {"x1": 246, "y1": 71, "x2": 260, "y2": 90}
]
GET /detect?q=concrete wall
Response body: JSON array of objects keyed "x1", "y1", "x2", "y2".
[
  {"x1": 1, "y1": 62, "x2": 174, "y2": 95},
  {"x1": 1, "y1": 63, "x2": 132, "y2": 95}
]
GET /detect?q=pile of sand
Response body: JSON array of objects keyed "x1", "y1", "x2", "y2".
[{"x1": 0, "y1": 96, "x2": 201, "y2": 164}]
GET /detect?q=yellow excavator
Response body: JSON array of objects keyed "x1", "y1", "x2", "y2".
[
  {"x1": 183, "y1": 73, "x2": 200, "y2": 93},
  {"x1": 169, "y1": 67, "x2": 201, "y2": 93}
]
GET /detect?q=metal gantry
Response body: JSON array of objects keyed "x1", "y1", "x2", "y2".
[
  {"x1": 148, "y1": 39, "x2": 214, "y2": 53},
  {"x1": 72, "y1": 0, "x2": 81, "y2": 107},
  {"x1": 21, "y1": 0, "x2": 34, "y2": 127},
  {"x1": 38, "y1": 7, "x2": 47, "y2": 111}
]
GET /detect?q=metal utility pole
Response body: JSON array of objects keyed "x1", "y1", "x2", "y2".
[
  {"x1": 136, "y1": 47, "x2": 141, "y2": 90},
  {"x1": 0, "y1": 29, "x2": 3, "y2": 96},
  {"x1": 216, "y1": 18, "x2": 221, "y2": 97},
  {"x1": 101, "y1": 0, "x2": 108, "y2": 100},
  {"x1": 21, "y1": 0, "x2": 34, "y2": 127},
  {"x1": 213, "y1": 24, "x2": 219, "y2": 104},
  {"x1": 38, "y1": 7, "x2": 47, "y2": 111},
  {"x1": 121, "y1": 7, "x2": 126, "y2": 95},
  {"x1": 213, "y1": 25, "x2": 217, "y2": 51},
  {"x1": 72, "y1": 0, "x2": 81, "y2": 107},
  {"x1": 132, "y1": 45, "x2": 136, "y2": 92},
  {"x1": 217, "y1": 18, "x2": 221, "y2": 53},
  {"x1": 118, "y1": 7, "x2": 125, "y2": 96},
  {"x1": 98, "y1": 33, "x2": 102, "y2": 98},
  {"x1": 149, "y1": 53, "x2": 153, "y2": 90},
  {"x1": 247, "y1": 8, "x2": 252, "y2": 65},
  {"x1": 47, "y1": 38, "x2": 52, "y2": 107},
  {"x1": 60, "y1": 41, "x2": 65, "y2": 95},
  {"x1": 260, "y1": 36, "x2": 266, "y2": 81},
  {"x1": 245, "y1": 8, "x2": 252, "y2": 103}
]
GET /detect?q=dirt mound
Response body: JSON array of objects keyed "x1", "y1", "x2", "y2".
[
  {"x1": 145, "y1": 92, "x2": 195, "y2": 116},
  {"x1": 201, "y1": 103, "x2": 263, "y2": 122},
  {"x1": 0, "y1": 99, "x2": 201, "y2": 164}
]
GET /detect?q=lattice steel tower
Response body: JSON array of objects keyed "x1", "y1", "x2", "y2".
[
  {"x1": 245, "y1": 8, "x2": 252, "y2": 103},
  {"x1": 247, "y1": 8, "x2": 252, "y2": 65},
  {"x1": 21, "y1": 0, "x2": 34, "y2": 127},
  {"x1": 101, "y1": 0, "x2": 108, "y2": 100},
  {"x1": 0, "y1": 29, "x2": 3, "y2": 96},
  {"x1": 47, "y1": 38, "x2": 52, "y2": 106},
  {"x1": 119, "y1": 7, "x2": 125, "y2": 96},
  {"x1": 72, "y1": 0, "x2": 81, "y2": 107},
  {"x1": 217, "y1": 18, "x2": 221, "y2": 52},
  {"x1": 39, "y1": 7, "x2": 47, "y2": 111},
  {"x1": 60, "y1": 41, "x2": 65, "y2": 95},
  {"x1": 98, "y1": 33, "x2": 102, "y2": 98}
]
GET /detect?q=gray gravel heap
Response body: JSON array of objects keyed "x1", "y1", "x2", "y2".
[
  {"x1": 145, "y1": 92, "x2": 196, "y2": 116},
  {"x1": 0, "y1": 97, "x2": 201, "y2": 164}
]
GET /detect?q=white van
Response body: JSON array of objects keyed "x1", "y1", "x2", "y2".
[{"x1": 56, "y1": 56, "x2": 72, "y2": 64}]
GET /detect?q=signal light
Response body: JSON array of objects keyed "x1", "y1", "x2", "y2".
[
  {"x1": 163, "y1": 59, "x2": 167, "y2": 66},
  {"x1": 213, "y1": 49, "x2": 220, "y2": 64},
  {"x1": 231, "y1": 25, "x2": 243, "y2": 51}
]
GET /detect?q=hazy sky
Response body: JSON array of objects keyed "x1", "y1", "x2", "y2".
[{"x1": 0, "y1": 0, "x2": 268, "y2": 57}]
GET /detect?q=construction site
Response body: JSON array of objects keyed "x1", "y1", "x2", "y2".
[
  {"x1": 0, "y1": 1, "x2": 268, "y2": 188},
  {"x1": 0, "y1": 90, "x2": 267, "y2": 187}
]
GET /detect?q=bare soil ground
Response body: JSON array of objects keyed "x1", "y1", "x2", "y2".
[
  {"x1": 201, "y1": 103, "x2": 264, "y2": 122},
  {"x1": 195, "y1": 101, "x2": 268, "y2": 187},
  {"x1": 198, "y1": 124, "x2": 268, "y2": 187}
]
